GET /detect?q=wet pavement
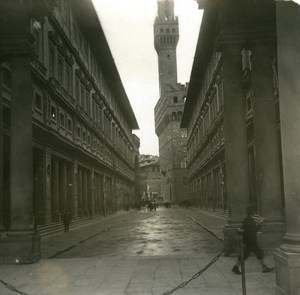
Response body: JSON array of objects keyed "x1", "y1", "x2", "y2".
[
  {"x1": 54, "y1": 207, "x2": 223, "y2": 259},
  {"x1": 0, "y1": 207, "x2": 276, "y2": 295}
]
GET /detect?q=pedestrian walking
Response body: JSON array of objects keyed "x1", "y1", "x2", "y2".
[
  {"x1": 62, "y1": 210, "x2": 72, "y2": 232},
  {"x1": 232, "y1": 205, "x2": 274, "y2": 274}
]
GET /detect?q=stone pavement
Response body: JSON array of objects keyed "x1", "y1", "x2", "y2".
[{"x1": 0, "y1": 208, "x2": 276, "y2": 295}]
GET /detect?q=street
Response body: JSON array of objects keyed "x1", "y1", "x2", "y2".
[
  {"x1": 54, "y1": 207, "x2": 223, "y2": 259},
  {"x1": 0, "y1": 207, "x2": 275, "y2": 295}
]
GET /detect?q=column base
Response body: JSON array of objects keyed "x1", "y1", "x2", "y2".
[
  {"x1": 274, "y1": 249, "x2": 300, "y2": 295},
  {"x1": 0, "y1": 231, "x2": 40, "y2": 264},
  {"x1": 258, "y1": 221, "x2": 286, "y2": 254}
]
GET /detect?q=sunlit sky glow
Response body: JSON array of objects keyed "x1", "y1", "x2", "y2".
[
  {"x1": 92, "y1": 0, "x2": 203, "y2": 155},
  {"x1": 91, "y1": 0, "x2": 300, "y2": 156}
]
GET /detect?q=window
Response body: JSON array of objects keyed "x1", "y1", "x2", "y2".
[
  {"x1": 87, "y1": 133, "x2": 91, "y2": 146},
  {"x1": 173, "y1": 96, "x2": 178, "y2": 103},
  {"x1": 2, "y1": 67, "x2": 11, "y2": 89},
  {"x1": 166, "y1": 28, "x2": 169, "y2": 33},
  {"x1": 34, "y1": 92, "x2": 43, "y2": 113},
  {"x1": 3, "y1": 106, "x2": 11, "y2": 129},
  {"x1": 66, "y1": 65, "x2": 72, "y2": 94},
  {"x1": 32, "y1": 19, "x2": 43, "y2": 62},
  {"x1": 58, "y1": 55, "x2": 64, "y2": 85},
  {"x1": 75, "y1": 78, "x2": 80, "y2": 104},
  {"x1": 85, "y1": 89, "x2": 90, "y2": 115},
  {"x1": 82, "y1": 130, "x2": 86, "y2": 142},
  {"x1": 77, "y1": 126, "x2": 81, "y2": 138},
  {"x1": 246, "y1": 91, "x2": 253, "y2": 115},
  {"x1": 172, "y1": 28, "x2": 176, "y2": 33},
  {"x1": 67, "y1": 118, "x2": 72, "y2": 133},
  {"x1": 51, "y1": 105, "x2": 57, "y2": 121},
  {"x1": 59, "y1": 111, "x2": 65, "y2": 128},
  {"x1": 49, "y1": 45, "x2": 55, "y2": 77},
  {"x1": 80, "y1": 84, "x2": 85, "y2": 108},
  {"x1": 178, "y1": 111, "x2": 182, "y2": 121},
  {"x1": 217, "y1": 82, "x2": 224, "y2": 109},
  {"x1": 241, "y1": 49, "x2": 252, "y2": 72}
]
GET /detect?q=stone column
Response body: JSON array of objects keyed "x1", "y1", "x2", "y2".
[
  {"x1": 222, "y1": 43, "x2": 250, "y2": 254},
  {"x1": 51, "y1": 158, "x2": 59, "y2": 221},
  {"x1": 0, "y1": 61, "x2": 4, "y2": 230},
  {"x1": 274, "y1": 2, "x2": 300, "y2": 294},
  {"x1": 43, "y1": 149, "x2": 52, "y2": 224},
  {"x1": 94, "y1": 174, "x2": 99, "y2": 214},
  {"x1": 251, "y1": 41, "x2": 285, "y2": 250},
  {"x1": 0, "y1": 55, "x2": 40, "y2": 263},
  {"x1": 99, "y1": 175, "x2": 104, "y2": 215},
  {"x1": 82, "y1": 168, "x2": 88, "y2": 215},
  {"x1": 78, "y1": 167, "x2": 83, "y2": 217},
  {"x1": 88, "y1": 169, "x2": 95, "y2": 217},
  {"x1": 59, "y1": 160, "x2": 67, "y2": 215},
  {"x1": 71, "y1": 161, "x2": 78, "y2": 218},
  {"x1": 66, "y1": 162, "x2": 73, "y2": 214},
  {"x1": 103, "y1": 175, "x2": 107, "y2": 215}
]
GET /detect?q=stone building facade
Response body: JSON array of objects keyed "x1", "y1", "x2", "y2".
[
  {"x1": 0, "y1": 0, "x2": 139, "y2": 263},
  {"x1": 181, "y1": 0, "x2": 286, "y2": 254},
  {"x1": 140, "y1": 155, "x2": 161, "y2": 202},
  {"x1": 154, "y1": 0, "x2": 188, "y2": 203}
]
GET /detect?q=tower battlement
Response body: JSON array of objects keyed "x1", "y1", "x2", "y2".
[{"x1": 154, "y1": 0, "x2": 179, "y2": 96}]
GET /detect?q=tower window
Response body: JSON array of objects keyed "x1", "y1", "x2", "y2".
[
  {"x1": 160, "y1": 29, "x2": 163, "y2": 33},
  {"x1": 172, "y1": 28, "x2": 176, "y2": 33},
  {"x1": 173, "y1": 96, "x2": 178, "y2": 103},
  {"x1": 166, "y1": 28, "x2": 169, "y2": 33},
  {"x1": 178, "y1": 111, "x2": 182, "y2": 121}
]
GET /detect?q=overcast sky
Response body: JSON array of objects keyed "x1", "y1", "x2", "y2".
[{"x1": 92, "y1": 0, "x2": 203, "y2": 156}]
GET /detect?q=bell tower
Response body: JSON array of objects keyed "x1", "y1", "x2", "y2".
[{"x1": 154, "y1": 0, "x2": 179, "y2": 96}]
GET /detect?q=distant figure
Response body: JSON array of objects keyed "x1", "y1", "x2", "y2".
[
  {"x1": 232, "y1": 205, "x2": 274, "y2": 274},
  {"x1": 62, "y1": 210, "x2": 72, "y2": 232}
]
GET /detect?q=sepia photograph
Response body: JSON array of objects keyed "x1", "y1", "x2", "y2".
[{"x1": 0, "y1": 0, "x2": 300, "y2": 294}]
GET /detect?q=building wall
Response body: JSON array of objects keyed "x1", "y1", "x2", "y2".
[
  {"x1": 154, "y1": 0, "x2": 188, "y2": 204},
  {"x1": 0, "y1": 0, "x2": 139, "y2": 228},
  {"x1": 155, "y1": 85, "x2": 188, "y2": 203},
  {"x1": 140, "y1": 158, "x2": 161, "y2": 201},
  {"x1": 182, "y1": 0, "x2": 285, "y2": 251}
]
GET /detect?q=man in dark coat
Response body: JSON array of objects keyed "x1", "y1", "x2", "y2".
[
  {"x1": 232, "y1": 205, "x2": 274, "y2": 274},
  {"x1": 63, "y1": 210, "x2": 72, "y2": 232}
]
